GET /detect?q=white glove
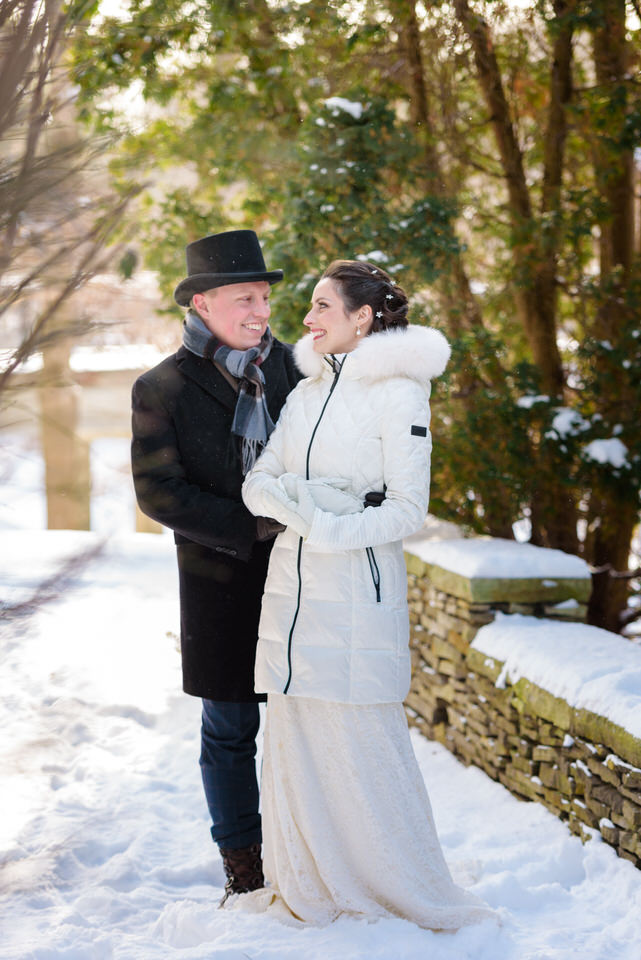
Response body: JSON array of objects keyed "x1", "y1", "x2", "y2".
[
  {"x1": 291, "y1": 476, "x2": 318, "y2": 530},
  {"x1": 280, "y1": 474, "x2": 363, "y2": 517},
  {"x1": 260, "y1": 474, "x2": 363, "y2": 540},
  {"x1": 304, "y1": 478, "x2": 364, "y2": 516},
  {"x1": 249, "y1": 480, "x2": 308, "y2": 536}
]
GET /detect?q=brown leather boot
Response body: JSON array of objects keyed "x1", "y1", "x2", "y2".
[{"x1": 218, "y1": 842, "x2": 264, "y2": 907}]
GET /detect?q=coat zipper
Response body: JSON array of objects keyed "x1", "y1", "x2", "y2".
[{"x1": 283, "y1": 356, "x2": 345, "y2": 694}]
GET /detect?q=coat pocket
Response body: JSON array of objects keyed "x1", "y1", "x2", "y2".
[{"x1": 365, "y1": 546, "x2": 381, "y2": 603}]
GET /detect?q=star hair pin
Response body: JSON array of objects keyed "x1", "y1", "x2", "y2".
[{"x1": 376, "y1": 311, "x2": 383, "y2": 318}]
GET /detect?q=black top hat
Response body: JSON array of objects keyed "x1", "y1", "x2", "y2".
[{"x1": 173, "y1": 229, "x2": 283, "y2": 306}]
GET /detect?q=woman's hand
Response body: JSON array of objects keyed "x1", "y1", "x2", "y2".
[
  {"x1": 246, "y1": 473, "x2": 364, "y2": 541},
  {"x1": 280, "y1": 475, "x2": 364, "y2": 518}
]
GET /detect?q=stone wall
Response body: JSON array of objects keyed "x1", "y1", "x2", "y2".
[{"x1": 404, "y1": 547, "x2": 641, "y2": 869}]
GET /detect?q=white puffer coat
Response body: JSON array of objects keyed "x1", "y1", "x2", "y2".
[{"x1": 241, "y1": 324, "x2": 450, "y2": 704}]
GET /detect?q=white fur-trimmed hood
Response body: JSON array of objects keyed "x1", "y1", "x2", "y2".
[{"x1": 293, "y1": 324, "x2": 451, "y2": 384}]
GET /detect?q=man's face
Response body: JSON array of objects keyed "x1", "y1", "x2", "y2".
[{"x1": 192, "y1": 281, "x2": 271, "y2": 350}]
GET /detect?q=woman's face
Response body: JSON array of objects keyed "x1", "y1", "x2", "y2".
[{"x1": 303, "y1": 278, "x2": 371, "y2": 354}]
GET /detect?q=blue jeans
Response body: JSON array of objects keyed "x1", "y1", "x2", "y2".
[{"x1": 200, "y1": 700, "x2": 261, "y2": 851}]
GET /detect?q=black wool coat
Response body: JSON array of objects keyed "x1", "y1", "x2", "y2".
[{"x1": 131, "y1": 341, "x2": 301, "y2": 701}]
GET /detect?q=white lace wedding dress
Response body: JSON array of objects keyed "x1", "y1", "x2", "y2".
[{"x1": 232, "y1": 694, "x2": 495, "y2": 929}]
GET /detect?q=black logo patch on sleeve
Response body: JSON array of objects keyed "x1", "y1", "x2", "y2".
[{"x1": 411, "y1": 425, "x2": 427, "y2": 437}]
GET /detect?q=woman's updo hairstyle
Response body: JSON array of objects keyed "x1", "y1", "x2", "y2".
[{"x1": 321, "y1": 260, "x2": 409, "y2": 334}]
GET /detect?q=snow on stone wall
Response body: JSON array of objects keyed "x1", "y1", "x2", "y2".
[{"x1": 403, "y1": 537, "x2": 641, "y2": 869}]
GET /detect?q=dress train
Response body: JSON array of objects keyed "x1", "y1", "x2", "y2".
[{"x1": 231, "y1": 694, "x2": 495, "y2": 930}]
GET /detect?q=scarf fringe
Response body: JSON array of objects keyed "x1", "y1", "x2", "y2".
[{"x1": 241, "y1": 438, "x2": 262, "y2": 475}]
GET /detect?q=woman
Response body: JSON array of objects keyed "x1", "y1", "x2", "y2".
[{"x1": 238, "y1": 260, "x2": 494, "y2": 929}]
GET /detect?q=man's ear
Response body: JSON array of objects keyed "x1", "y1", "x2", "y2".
[{"x1": 192, "y1": 292, "x2": 207, "y2": 316}]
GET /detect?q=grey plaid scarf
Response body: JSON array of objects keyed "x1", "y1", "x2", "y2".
[{"x1": 183, "y1": 309, "x2": 275, "y2": 473}]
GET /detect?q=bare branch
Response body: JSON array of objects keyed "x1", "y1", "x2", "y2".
[
  {"x1": 0, "y1": 1, "x2": 69, "y2": 268},
  {"x1": 0, "y1": 2, "x2": 144, "y2": 405},
  {"x1": 0, "y1": 187, "x2": 132, "y2": 320},
  {"x1": 0, "y1": 184, "x2": 141, "y2": 396}
]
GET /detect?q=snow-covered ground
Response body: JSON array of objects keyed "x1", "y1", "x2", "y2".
[{"x1": 1, "y1": 530, "x2": 641, "y2": 959}]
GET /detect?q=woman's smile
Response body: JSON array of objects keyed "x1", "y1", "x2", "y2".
[{"x1": 303, "y1": 278, "x2": 370, "y2": 353}]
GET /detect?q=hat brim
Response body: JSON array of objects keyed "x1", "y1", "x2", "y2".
[{"x1": 174, "y1": 271, "x2": 283, "y2": 307}]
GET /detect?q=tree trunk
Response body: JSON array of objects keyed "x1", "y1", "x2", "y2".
[
  {"x1": 400, "y1": 1, "x2": 489, "y2": 340},
  {"x1": 453, "y1": 0, "x2": 567, "y2": 400},
  {"x1": 399, "y1": 0, "x2": 519, "y2": 539},
  {"x1": 593, "y1": 0, "x2": 634, "y2": 311},
  {"x1": 452, "y1": 0, "x2": 580, "y2": 554},
  {"x1": 586, "y1": 494, "x2": 638, "y2": 632},
  {"x1": 585, "y1": 0, "x2": 637, "y2": 631},
  {"x1": 536, "y1": 0, "x2": 575, "y2": 388},
  {"x1": 399, "y1": 0, "x2": 512, "y2": 388}
]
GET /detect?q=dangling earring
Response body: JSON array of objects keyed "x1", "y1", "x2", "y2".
[{"x1": 356, "y1": 325, "x2": 361, "y2": 337}]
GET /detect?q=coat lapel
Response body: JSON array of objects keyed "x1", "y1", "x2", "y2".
[
  {"x1": 176, "y1": 346, "x2": 238, "y2": 413},
  {"x1": 262, "y1": 344, "x2": 288, "y2": 416}
]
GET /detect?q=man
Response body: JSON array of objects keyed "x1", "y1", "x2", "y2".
[{"x1": 131, "y1": 230, "x2": 300, "y2": 903}]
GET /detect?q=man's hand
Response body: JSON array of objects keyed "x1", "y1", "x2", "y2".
[{"x1": 256, "y1": 516, "x2": 287, "y2": 541}]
